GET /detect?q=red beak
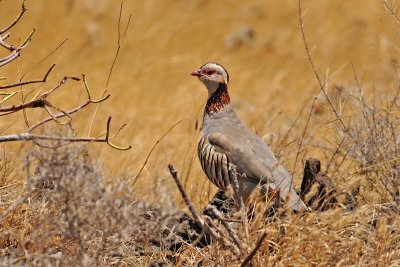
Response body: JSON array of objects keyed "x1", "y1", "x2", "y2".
[{"x1": 190, "y1": 70, "x2": 202, "y2": 77}]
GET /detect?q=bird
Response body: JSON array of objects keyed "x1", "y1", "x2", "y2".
[{"x1": 191, "y1": 62, "x2": 307, "y2": 211}]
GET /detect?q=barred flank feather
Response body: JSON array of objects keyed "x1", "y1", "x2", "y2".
[{"x1": 198, "y1": 137, "x2": 232, "y2": 190}]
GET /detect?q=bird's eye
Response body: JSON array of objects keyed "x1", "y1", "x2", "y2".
[{"x1": 205, "y1": 69, "x2": 215, "y2": 75}]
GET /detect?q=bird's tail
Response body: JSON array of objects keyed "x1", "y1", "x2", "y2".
[
  {"x1": 271, "y1": 165, "x2": 308, "y2": 211},
  {"x1": 286, "y1": 188, "x2": 308, "y2": 211}
]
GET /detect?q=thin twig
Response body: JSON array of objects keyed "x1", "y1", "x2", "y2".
[
  {"x1": 325, "y1": 137, "x2": 345, "y2": 173},
  {"x1": 0, "y1": 64, "x2": 55, "y2": 89},
  {"x1": 208, "y1": 204, "x2": 242, "y2": 250},
  {"x1": 0, "y1": 36, "x2": 14, "y2": 51},
  {"x1": 106, "y1": 2, "x2": 132, "y2": 87},
  {"x1": 382, "y1": 0, "x2": 400, "y2": 24},
  {"x1": 0, "y1": 33, "x2": 10, "y2": 42},
  {"x1": 276, "y1": 107, "x2": 303, "y2": 154},
  {"x1": 168, "y1": 164, "x2": 241, "y2": 255},
  {"x1": 0, "y1": 133, "x2": 107, "y2": 143},
  {"x1": 0, "y1": 0, "x2": 27, "y2": 35},
  {"x1": 88, "y1": 2, "x2": 131, "y2": 136},
  {"x1": 0, "y1": 51, "x2": 19, "y2": 67},
  {"x1": 0, "y1": 91, "x2": 18, "y2": 105},
  {"x1": 0, "y1": 98, "x2": 47, "y2": 113},
  {"x1": 20, "y1": 39, "x2": 68, "y2": 81},
  {"x1": 168, "y1": 164, "x2": 203, "y2": 224},
  {"x1": 291, "y1": 96, "x2": 317, "y2": 176},
  {"x1": 240, "y1": 232, "x2": 268, "y2": 267},
  {"x1": 104, "y1": 117, "x2": 132, "y2": 150},
  {"x1": 130, "y1": 120, "x2": 182, "y2": 187},
  {"x1": 298, "y1": 0, "x2": 352, "y2": 138},
  {"x1": 27, "y1": 102, "x2": 90, "y2": 131},
  {"x1": 0, "y1": 2, "x2": 130, "y2": 151},
  {"x1": 0, "y1": 76, "x2": 75, "y2": 127},
  {"x1": 0, "y1": 28, "x2": 36, "y2": 67},
  {"x1": 17, "y1": 27, "x2": 36, "y2": 50},
  {"x1": 0, "y1": 117, "x2": 131, "y2": 150},
  {"x1": 25, "y1": 78, "x2": 110, "y2": 132}
]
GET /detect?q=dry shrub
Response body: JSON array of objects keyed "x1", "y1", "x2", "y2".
[
  {"x1": 0, "y1": 145, "x2": 192, "y2": 266},
  {"x1": 334, "y1": 85, "x2": 400, "y2": 205}
]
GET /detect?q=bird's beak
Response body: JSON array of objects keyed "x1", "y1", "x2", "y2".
[{"x1": 190, "y1": 69, "x2": 202, "y2": 77}]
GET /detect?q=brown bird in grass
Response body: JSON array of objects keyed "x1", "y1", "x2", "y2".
[{"x1": 191, "y1": 62, "x2": 307, "y2": 211}]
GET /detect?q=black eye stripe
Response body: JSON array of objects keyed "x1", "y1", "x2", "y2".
[{"x1": 204, "y1": 68, "x2": 216, "y2": 75}]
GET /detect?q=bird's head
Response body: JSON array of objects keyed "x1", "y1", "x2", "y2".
[{"x1": 191, "y1": 62, "x2": 229, "y2": 97}]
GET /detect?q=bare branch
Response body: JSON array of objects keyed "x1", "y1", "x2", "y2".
[
  {"x1": 82, "y1": 74, "x2": 110, "y2": 103},
  {"x1": 168, "y1": 164, "x2": 241, "y2": 255},
  {"x1": 105, "y1": 117, "x2": 132, "y2": 150},
  {"x1": 208, "y1": 204, "x2": 242, "y2": 250},
  {"x1": 18, "y1": 27, "x2": 36, "y2": 49},
  {"x1": 276, "y1": 106, "x2": 303, "y2": 154},
  {"x1": 0, "y1": 2, "x2": 130, "y2": 152},
  {"x1": 0, "y1": 0, "x2": 27, "y2": 34},
  {"x1": 0, "y1": 98, "x2": 47, "y2": 113},
  {"x1": 0, "y1": 51, "x2": 19, "y2": 67},
  {"x1": 382, "y1": 0, "x2": 400, "y2": 24},
  {"x1": 0, "y1": 75, "x2": 73, "y2": 115},
  {"x1": 0, "y1": 117, "x2": 131, "y2": 151},
  {"x1": 0, "y1": 32, "x2": 10, "y2": 42},
  {"x1": 0, "y1": 28, "x2": 36, "y2": 67},
  {"x1": 23, "y1": 76, "x2": 110, "y2": 133},
  {"x1": 0, "y1": 133, "x2": 106, "y2": 143},
  {"x1": 106, "y1": 2, "x2": 132, "y2": 87},
  {"x1": 0, "y1": 64, "x2": 55, "y2": 90},
  {"x1": 27, "y1": 101, "x2": 90, "y2": 132},
  {"x1": 0, "y1": 74, "x2": 128, "y2": 150},
  {"x1": 168, "y1": 164, "x2": 203, "y2": 225},
  {"x1": 0, "y1": 35, "x2": 14, "y2": 50},
  {"x1": 240, "y1": 232, "x2": 268, "y2": 267}
]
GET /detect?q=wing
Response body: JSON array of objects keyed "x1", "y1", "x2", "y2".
[
  {"x1": 209, "y1": 131, "x2": 307, "y2": 211},
  {"x1": 208, "y1": 132, "x2": 274, "y2": 185}
]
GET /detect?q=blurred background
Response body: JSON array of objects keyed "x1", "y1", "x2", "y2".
[{"x1": 1, "y1": 0, "x2": 399, "y2": 206}]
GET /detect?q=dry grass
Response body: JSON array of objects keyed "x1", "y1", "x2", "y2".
[
  {"x1": 1, "y1": 0, "x2": 400, "y2": 265},
  {"x1": 1, "y1": 145, "x2": 191, "y2": 266}
]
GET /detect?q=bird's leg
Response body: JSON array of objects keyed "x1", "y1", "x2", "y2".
[
  {"x1": 229, "y1": 164, "x2": 249, "y2": 246},
  {"x1": 259, "y1": 184, "x2": 282, "y2": 219}
]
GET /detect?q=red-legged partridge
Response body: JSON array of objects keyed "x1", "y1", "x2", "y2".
[{"x1": 191, "y1": 62, "x2": 307, "y2": 211}]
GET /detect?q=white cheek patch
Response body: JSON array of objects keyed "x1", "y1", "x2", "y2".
[
  {"x1": 202, "y1": 79, "x2": 220, "y2": 97},
  {"x1": 217, "y1": 75, "x2": 226, "y2": 84},
  {"x1": 220, "y1": 70, "x2": 228, "y2": 84}
]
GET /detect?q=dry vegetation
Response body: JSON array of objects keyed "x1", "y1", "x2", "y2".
[{"x1": 1, "y1": 0, "x2": 400, "y2": 266}]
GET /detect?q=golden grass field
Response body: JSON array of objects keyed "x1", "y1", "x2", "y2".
[{"x1": 1, "y1": 0, "x2": 400, "y2": 265}]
